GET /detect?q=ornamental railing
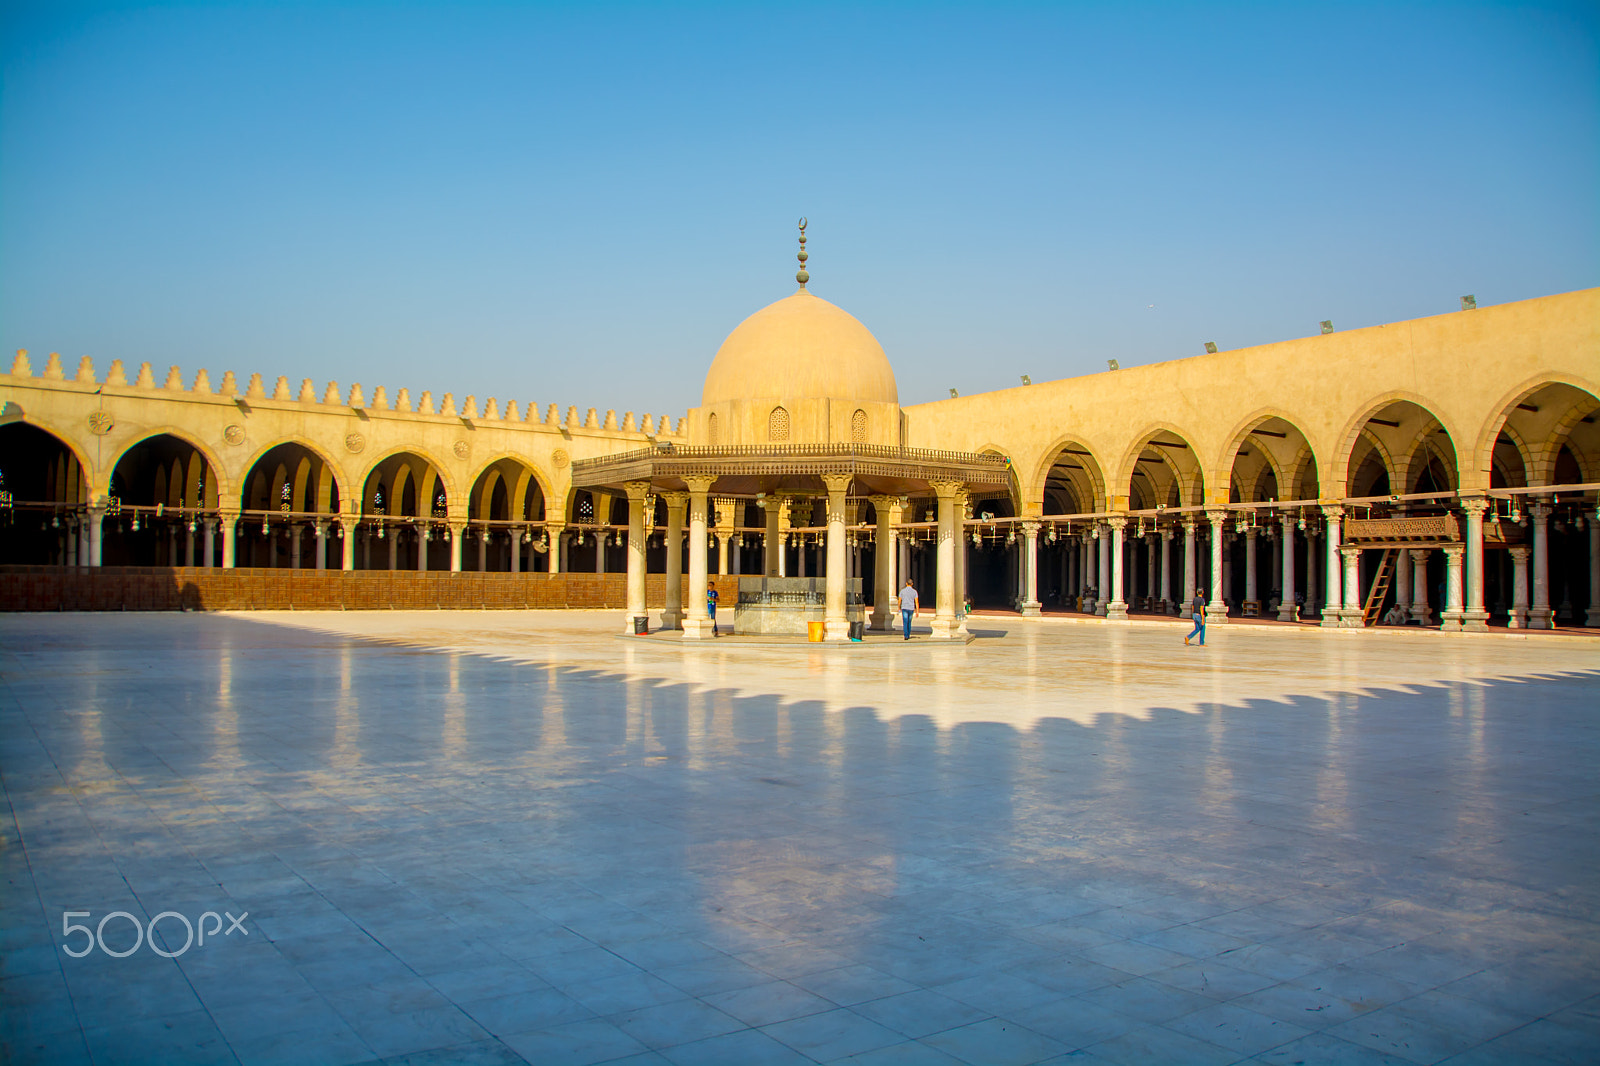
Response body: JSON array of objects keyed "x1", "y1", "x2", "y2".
[{"x1": 572, "y1": 442, "x2": 1011, "y2": 470}]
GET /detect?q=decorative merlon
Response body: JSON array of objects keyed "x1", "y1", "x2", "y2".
[
  {"x1": 348, "y1": 383, "x2": 365, "y2": 407},
  {"x1": 75, "y1": 356, "x2": 96, "y2": 384},
  {"x1": 371, "y1": 385, "x2": 388, "y2": 409},
  {"x1": 135, "y1": 362, "x2": 156, "y2": 388},
  {"x1": 321, "y1": 381, "x2": 340, "y2": 405},
  {"x1": 10, "y1": 350, "x2": 29, "y2": 376},
  {"x1": 218, "y1": 370, "x2": 238, "y2": 396},
  {"x1": 418, "y1": 390, "x2": 435, "y2": 414},
  {"x1": 164, "y1": 365, "x2": 185, "y2": 390},
  {"x1": 106, "y1": 360, "x2": 128, "y2": 387},
  {"x1": 43, "y1": 352, "x2": 65, "y2": 380},
  {"x1": 395, "y1": 387, "x2": 411, "y2": 412},
  {"x1": 192, "y1": 369, "x2": 212, "y2": 394}
]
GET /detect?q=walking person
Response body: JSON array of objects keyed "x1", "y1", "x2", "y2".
[
  {"x1": 898, "y1": 579, "x2": 919, "y2": 640},
  {"x1": 1185, "y1": 588, "x2": 1206, "y2": 646},
  {"x1": 707, "y1": 585, "x2": 719, "y2": 637}
]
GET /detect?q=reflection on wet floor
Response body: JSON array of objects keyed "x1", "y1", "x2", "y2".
[{"x1": 2, "y1": 611, "x2": 1597, "y2": 1065}]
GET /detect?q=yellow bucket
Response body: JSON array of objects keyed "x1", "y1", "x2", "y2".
[{"x1": 807, "y1": 621, "x2": 825, "y2": 642}]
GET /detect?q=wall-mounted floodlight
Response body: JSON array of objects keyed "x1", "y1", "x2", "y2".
[
  {"x1": 949, "y1": 387, "x2": 959, "y2": 398},
  {"x1": 1107, "y1": 359, "x2": 1120, "y2": 371},
  {"x1": 1020, "y1": 375, "x2": 1031, "y2": 386},
  {"x1": 1461, "y1": 295, "x2": 1477, "y2": 310},
  {"x1": 1320, "y1": 321, "x2": 1334, "y2": 334},
  {"x1": 1204, "y1": 342, "x2": 1217, "y2": 354}
]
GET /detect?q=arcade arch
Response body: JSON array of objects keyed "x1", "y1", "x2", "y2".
[
  {"x1": 237, "y1": 441, "x2": 344, "y2": 569},
  {"x1": 464, "y1": 458, "x2": 549, "y2": 572},
  {"x1": 105, "y1": 433, "x2": 222, "y2": 566},
  {"x1": 0, "y1": 422, "x2": 90, "y2": 564},
  {"x1": 358, "y1": 451, "x2": 451, "y2": 571}
]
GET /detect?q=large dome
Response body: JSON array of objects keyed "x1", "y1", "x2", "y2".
[{"x1": 701, "y1": 290, "x2": 898, "y2": 406}]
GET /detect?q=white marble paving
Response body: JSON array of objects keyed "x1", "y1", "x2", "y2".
[{"x1": 1, "y1": 610, "x2": 1597, "y2": 1065}]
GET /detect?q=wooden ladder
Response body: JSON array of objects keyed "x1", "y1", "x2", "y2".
[{"x1": 1361, "y1": 548, "x2": 1397, "y2": 627}]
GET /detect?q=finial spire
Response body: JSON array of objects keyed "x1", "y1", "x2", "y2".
[{"x1": 795, "y1": 217, "x2": 809, "y2": 289}]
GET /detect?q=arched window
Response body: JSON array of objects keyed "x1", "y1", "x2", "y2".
[
  {"x1": 768, "y1": 406, "x2": 790, "y2": 442},
  {"x1": 707, "y1": 412, "x2": 720, "y2": 445},
  {"x1": 851, "y1": 409, "x2": 867, "y2": 443}
]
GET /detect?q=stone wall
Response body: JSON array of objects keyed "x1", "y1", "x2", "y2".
[{"x1": 0, "y1": 567, "x2": 739, "y2": 613}]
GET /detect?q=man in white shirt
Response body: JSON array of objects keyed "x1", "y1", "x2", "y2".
[{"x1": 898, "y1": 580, "x2": 919, "y2": 640}]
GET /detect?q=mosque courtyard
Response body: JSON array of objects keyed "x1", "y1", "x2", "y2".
[{"x1": 2, "y1": 611, "x2": 1597, "y2": 1066}]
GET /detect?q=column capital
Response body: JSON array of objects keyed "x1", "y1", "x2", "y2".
[
  {"x1": 821, "y1": 473, "x2": 852, "y2": 495},
  {"x1": 1206, "y1": 509, "x2": 1229, "y2": 527},
  {"x1": 1508, "y1": 544, "x2": 1531, "y2": 561},
  {"x1": 684, "y1": 475, "x2": 715, "y2": 495},
  {"x1": 623, "y1": 480, "x2": 652, "y2": 501},
  {"x1": 1442, "y1": 543, "x2": 1464, "y2": 558},
  {"x1": 1106, "y1": 515, "x2": 1128, "y2": 531},
  {"x1": 928, "y1": 479, "x2": 964, "y2": 499},
  {"x1": 1458, "y1": 495, "x2": 1490, "y2": 516},
  {"x1": 1339, "y1": 545, "x2": 1362, "y2": 560},
  {"x1": 1019, "y1": 520, "x2": 1040, "y2": 536},
  {"x1": 661, "y1": 490, "x2": 688, "y2": 508},
  {"x1": 1321, "y1": 504, "x2": 1345, "y2": 519},
  {"x1": 1409, "y1": 546, "x2": 1432, "y2": 561},
  {"x1": 1529, "y1": 501, "x2": 1553, "y2": 519},
  {"x1": 1245, "y1": 525, "x2": 1259, "y2": 540}
]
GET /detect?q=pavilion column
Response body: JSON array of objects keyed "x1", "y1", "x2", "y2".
[
  {"x1": 927, "y1": 481, "x2": 962, "y2": 638},
  {"x1": 1588, "y1": 520, "x2": 1600, "y2": 627},
  {"x1": 203, "y1": 518, "x2": 216, "y2": 568},
  {"x1": 1105, "y1": 516, "x2": 1129, "y2": 621},
  {"x1": 1409, "y1": 549, "x2": 1433, "y2": 624},
  {"x1": 956, "y1": 493, "x2": 970, "y2": 616},
  {"x1": 221, "y1": 513, "x2": 239, "y2": 568},
  {"x1": 288, "y1": 525, "x2": 301, "y2": 570},
  {"x1": 509, "y1": 528, "x2": 521, "y2": 573},
  {"x1": 449, "y1": 522, "x2": 465, "y2": 572},
  {"x1": 1206, "y1": 511, "x2": 1229, "y2": 624},
  {"x1": 1244, "y1": 527, "x2": 1259, "y2": 608},
  {"x1": 185, "y1": 521, "x2": 197, "y2": 567},
  {"x1": 478, "y1": 528, "x2": 488, "y2": 571},
  {"x1": 764, "y1": 497, "x2": 782, "y2": 576},
  {"x1": 661, "y1": 492, "x2": 687, "y2": 629},
  {"x1": 682, "y1": 476, "x2": 715, "y2": 639},
  {"x1": 1508, "y1": 545, "x2": 1531, "y2": 628},
  {"x1": 1278, "y1": 513, "x2": 1298, "y2": 622},
  {"x1": 823, "y1": 474, "x2": 852, "y2": 640},
  {"x1": 1321, "y1": 505, "x2": 1345, "y2": 628},
  {"x1": 1340, "y1": 546, "x2": 1361, "y2": 624},
  {"x1": 387, "y1": 527, "x2": 398, "y2": 570},
  {"x1": 341, "y1": 517, "x2": 356, "y2": 570},
  {"x1": 717, "y1": 531, "x2": 729, "y2": 576},
  {"x1": 1095, "y1": 524, "x2": 1110, "y2": 616},
  {"x1": 1529, "y1": 502, "x2": 1552, "y2": 629},
  {"x1": 314, "y1": 521, "x2": 328, "y2": 570},
  {"x1": 418, "y1": 526, "x2": 431, "y2": 572},
  {"x1": 1182, "y1": 519, "x2": 1197, "y2": 608},
  {"x1": 546, "y1": 521, "x2": 565, "y2": 574},
  {"x1": 1461, "y1": 497, "x2": 1490, "y2": 630},
  {"x1": 1019, "y1": 520, "x2": 1041, "y2": 616},
  {"x1": 623, "y1": 481, "x2": 650, "y2": 633},
  {"x1": 871, "y1": 495, "x2": 900, "y2": 630},
  {"x1": 1441, "y1": 545, "x2": 1465, "y2": 631}
]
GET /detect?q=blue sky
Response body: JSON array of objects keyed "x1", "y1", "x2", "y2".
[{"x1": 2, "y1": 1, "x2": 1595, "y2": 419}]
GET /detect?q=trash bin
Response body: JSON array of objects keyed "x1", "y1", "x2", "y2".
[
  {"x1": 848, "y1": 620, "x2": 864, "y2": 641},
  {"x1": 632, "y1": 616, "x2": 648, "y2": 635},
  {"x1": 806, "y1": 621, "x2": 825, "y2": 642}
]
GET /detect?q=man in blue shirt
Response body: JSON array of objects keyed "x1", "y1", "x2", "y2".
[
  {"x1": 898, "y1": 580, "x2": 919, "y2": 640},
  {"x1": 707, "y1": 586, "x2": 719, "y2": 637}
]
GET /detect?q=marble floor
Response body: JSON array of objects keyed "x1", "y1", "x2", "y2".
[{"x1": 2, "y1": 611, "x2": 1597, "y2": 1066}]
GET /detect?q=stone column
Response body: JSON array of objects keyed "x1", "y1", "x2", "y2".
[
  {"x1": 823, "y1": 474, "x2": 851, "y2": 640},
  {"x1": 546, "y1": 521, "x2": 565, "y2": 574},
  {"x1": 185, "y1": 521, "x2": 197, "y2": 567},
  {"x1": 416, "y1": 526, "x2": 429, "y2": 572},
  {"x1": 221, "y1": 514, "x2": 239, "y2": 568},
  {"x1": 1529, "y1": 502, "x2": 1552, "y2": 629},
  {"x1": 1083, "y1": 533, "x2": 1097, "y2": 612},
  {"x1": 1206, "y1": 511, "x2": 1229, "y2": 624},
  {"x1": 623, "y1": 481, "x2": 649, "y2": 633},
  {"x1": 1461, "y1": 497, "x2": 1489, "y2": 630},
  {"x1": 1306, "y1": 529, "x2": 1320, "y2": 614},
  {"x1": 446, "y1": 521, "x2": 463, "y2": 572},
  {"x1": 203, "y1": 517, "x2": 216, "y2": 568},
  {"x1": 1096, "y1": 525, "x2": 1111, "y2": 616},
  {"x1": 1270, "y1": 526, "x2": 1283, "y2": 604},
  {"x1": 1588, "y1": 520, "x2": 1600, "y2": 627},
  {"x1": 1341, "y1": 546, "x2": 1361, "y2": 624},
  {"x1": 871, "y1": 495, "x2": 900, "y2": 630},
  {"x1": 660, "y1": 492, "x2": 687, "y2": 629},
  {"x1": 341, "y1": 518, "x2": 356, "y2": 570},
  {"x1": 86, "y1": 504, "x2": 105, "y2": 567},
  {"x1": 1321, "y1": 506, "x2": 1345, "y2": 628},
  {"x1": 1409, "y1": 549, "x2": 1432, "y2": 624},
  {"x1": 1105, "y1": 516, "x2": 1129, "y2": 621},
  {"x1": 314, "y1": 521, "x2": 327, "y2": 570},
  {"x1": 1508, "y1": 545, "x2": 1530, "y2": 628},
  {"x1": 1278, "y1": 513, "x2": 1298, "y2": 622},
  {"x1": 956, "y1": 493, "x2": 970, "y2": 616},
  {"x1": 1182, "y1": 519, "x2": 1197, "y2": 608},
  {"x1": 477, "y1": 528, "x2": 488, "y2": 571},
  {"x1": 764, "y1": 497, "x2": 782, "y2": 576},
  {"x1": 682, "y1": 476, "x2": 715, "y2": 639},
  {"x1": 1244, "y1": 526, "x2": 1259, "y2": 607},
  {"x1": 1159, "y1": 530, "x2": 1172, "y2": 610},
  {"x1": 1019, "y1": 520, "x2": 1041, "y2": 616},
  {"x1": 1441, "y1": 544, "x2": 1465, "y2": 630},
  {"x1": 1395, "y1": 541, "x2": 1412, "y2": 613},
  {"x1": 388, "y1": 527, "x2": 399, "y2": 570},
  {"x1": 509, "y1": 528, "x2": 521, "y2": 573},
  {"x1": 929, "y1": 480, "x2": 962, "y2": 639},
  {"x1": 288, "y1": 525, "x2": 301, "y2": 570}
]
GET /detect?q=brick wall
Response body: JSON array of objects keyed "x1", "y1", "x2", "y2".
[{"x1": 0, "y1": 567, "x2": 742, "y2": 612}]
